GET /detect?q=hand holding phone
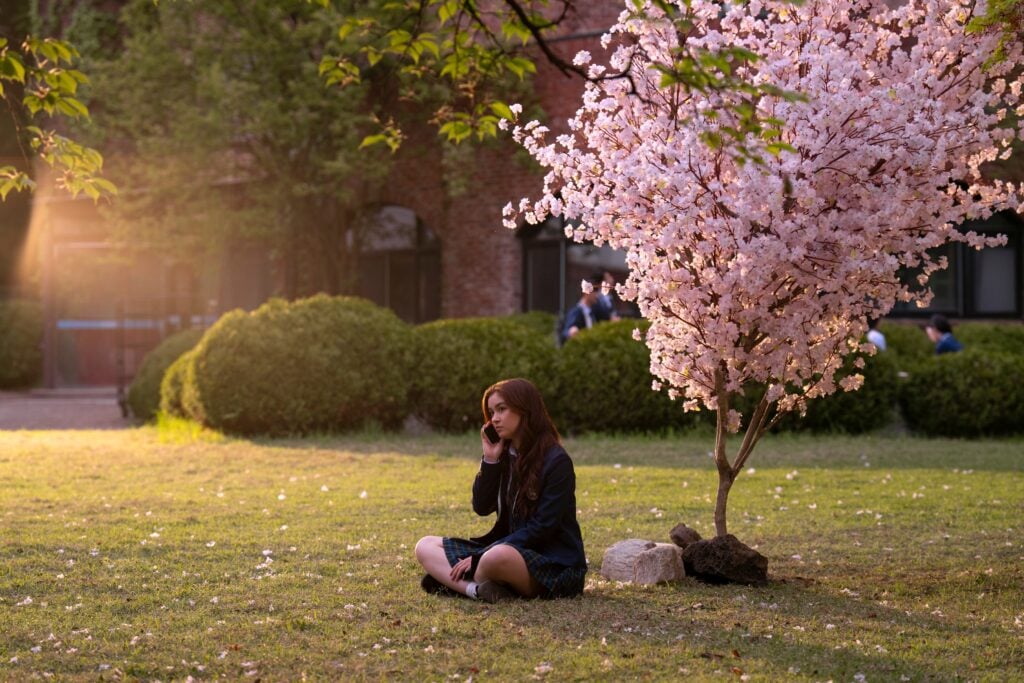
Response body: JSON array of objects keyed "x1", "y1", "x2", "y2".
[{"x1": 483, "y1": 423, "x2": 500, "y2": 445}]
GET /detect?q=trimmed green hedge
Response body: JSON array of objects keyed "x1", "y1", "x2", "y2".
[
  {"x1": 182, "y1": 295, "x2": 413, "y2": 435},
  {"x1": 899, "y1": 350, "x2": 1024, "y2": 437},
  {"x1": 778, "y1": 350, "x2": 900, "y2": 433},
  {"x1": 159, "y1": 348, "x2": 195, "y2": 419},
  {"x1": 410, "y1": 317, "x2": 559, "y2": 432},
  {"x1": 879, "y1": 320, "x2": 1024, "y2": 361},
  {"x1": 505, "y1": 311, "x2": 559, "y2": 342},
  {"x1": 159, "y1": 300, "x2": 1022, "y2": 438},
  {"x1": 879, "y1": 321, "x2": 932, "y2": 363},
  {"x1": 957, "y1": 323, "x2": 1024, "y2": 356},
  {"x1": 0, "y1": 299, "x2": 43, "y2": 389},
  {"x1": 127, "y1": 328, "x2": 204, "y2": 421},
  {"x1": 557, "y1": 320, "x2": 695, "y2": 433}
]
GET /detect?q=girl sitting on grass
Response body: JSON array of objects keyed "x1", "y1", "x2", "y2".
[{"x1": 414, "y1": 378, "x2": 587, "y2": 603}]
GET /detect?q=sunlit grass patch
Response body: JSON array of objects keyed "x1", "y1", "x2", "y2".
[
  {"x1": 155, "y1": 413, "x2": 226, "y2": 444},
  {"x1": 1, "y1": 429, "x2": 1022, "y2": 680}
]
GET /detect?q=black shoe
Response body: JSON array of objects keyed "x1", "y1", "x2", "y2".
[
  {"x1": 420, "y1": 574, "x2": 453, "y2": 595},
  {"x1": 475, "y1": 580, "x2": 517, "y2": 604}
]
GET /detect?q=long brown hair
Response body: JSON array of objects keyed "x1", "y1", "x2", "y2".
[{"x1": 482, "y1": 378, "x2": 561, "y2": 519}]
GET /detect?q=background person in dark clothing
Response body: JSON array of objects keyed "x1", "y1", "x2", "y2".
[
  {"x1": 560, "y1": 274, "x2": 605, "y2": 344},
  {"x1": 926, "y1": 314, "x2": 963, "y2": 354},
  {"x1": 593, "y1": 270, "x2": 621, "y2": 323}
]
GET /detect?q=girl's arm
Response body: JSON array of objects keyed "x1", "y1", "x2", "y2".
[{"x1": 472, "y1": 459, "x2": 502, "y2": 516}]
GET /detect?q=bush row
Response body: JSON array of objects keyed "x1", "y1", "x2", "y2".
[
  {"x1": 128, "y1": 295, "x2": 1024, "y2": 437},
  {"x1": 0, "y1": 299, "x2": 43, "y2": 389},
  {"x1": 127, "y1": 328, "x2": 204, "y2": 421},
  {"x1": 899, "y1": 350, "x2": 1024, "y2": 437},
  {"x1": 177, "y1": 296, "x2": 412, "y2": 435},
  {"x1": 880, "y1": 320, "x2": 1024, "y2": 361}
]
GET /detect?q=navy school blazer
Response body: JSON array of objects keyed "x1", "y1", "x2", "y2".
[{"x1": 469, "y1": 444, "x2": 586, "y2": 569}]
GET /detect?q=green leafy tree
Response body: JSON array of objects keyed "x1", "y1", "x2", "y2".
[
  {"x1": 968, "y1": 0, "x2": 1023, "y2": 66},
  {"x1": 0, "y1": 0, "x2": 114, "y2": 201},
  {"x1": 79, "y1": 0, "x2": 395, "y2": 296},
  {"x1": 969, "y1": 0, "x2": 1024, "y2": 182}
]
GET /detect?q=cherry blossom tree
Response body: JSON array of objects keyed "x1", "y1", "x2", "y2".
[{"x1": 502, "y1": 0, "x2": 1023, "y2": 537}]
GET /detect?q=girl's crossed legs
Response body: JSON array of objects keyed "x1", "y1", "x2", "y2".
[{"x1": 415, "y1": 536, "x2": 541, "y2": 599}]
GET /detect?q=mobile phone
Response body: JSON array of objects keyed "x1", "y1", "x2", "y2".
[{"x1": 483, "y1": 423, "x2": 501, "y2": 444}]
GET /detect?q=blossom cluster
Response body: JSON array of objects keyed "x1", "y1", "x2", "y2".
[{"x1": 503, "y1": 0, "x2": 1023, "y2": 427}]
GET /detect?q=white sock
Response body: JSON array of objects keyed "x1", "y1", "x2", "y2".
[{"x1": 465, "y1": 582, "x2": 479, "y2": 599}]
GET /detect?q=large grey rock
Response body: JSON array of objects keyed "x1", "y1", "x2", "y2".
[
  {"x1": 600, "y1": 539, "x2": 686, "y2": 584},
  {"x1": 633, "y1": 543, "x2": 686, "y2": 584},
  {"x1": 600, "y1": 539, "x2": 654, "y2": 582},
  {"x1": 669, "y1": 523, "x2": 702, "y2": 549},
  {"x1": 681, "y1": 534, "x2": 768, "y2": 586}
]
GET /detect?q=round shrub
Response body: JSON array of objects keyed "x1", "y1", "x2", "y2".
[
  {"x1": 183, "y1": 295, "x2": 413, "y2": 435},
  {"x1": 0, "y1": 299, "x2": 43, "y2": 389},
  {"x1": 956, "y1": 323, "x2": 1024, "y2": 356},
  {"x1": 778, "y1": 350, "x2": 900, "y2": 433},
  {"x1": 899, "y1": 350, "x2": 1024, "y2": 437},
  {"x1": 160, "y1": 348, "x2": 195, "y2": 419},
  {"x1": 557, "y1": 320, "x2": 695, "y2": 433},
  {"x1": 879, "y1": 321, "x2": 932, "y2": 363},
  {"x1": 410, "y1": 317, "x2": 558, "y2": 432},
  {"x1": 692, "y1": 347, "x2": 899, "y2": 434},
  {"x1": 127, "y1": 327, "x2": 205, "y2": 421},
  {"x1": 505, "y1": 311, "x2": 559, "y2": 342}
]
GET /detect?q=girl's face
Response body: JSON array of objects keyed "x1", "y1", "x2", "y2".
[{"x1": 487, "y1": 391, "x2": 522, "y2": 445}]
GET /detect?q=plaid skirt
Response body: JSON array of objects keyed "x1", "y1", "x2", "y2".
[{"x1": 443, "y1": 537, "x2": 586, "y2": 599}]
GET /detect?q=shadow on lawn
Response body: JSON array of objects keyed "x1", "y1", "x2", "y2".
[{"x1": 430, "y1": 575, "x2": 1000, "y2": 680}]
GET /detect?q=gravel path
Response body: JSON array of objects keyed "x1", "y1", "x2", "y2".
[{"x1": 0, "y1": 390, "x2": 131, "y2": 430}]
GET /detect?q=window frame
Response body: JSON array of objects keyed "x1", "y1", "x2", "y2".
[{"x1": 356, "y1": 207, "x2": 441, "y2": 324}]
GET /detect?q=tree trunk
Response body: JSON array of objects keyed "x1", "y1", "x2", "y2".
[
  {"x1": 714, "y1": 468, "x2": 734, "y2": 537},
  {"x1": 712, "y1": 368, "x2": 734, "y2": 537}
]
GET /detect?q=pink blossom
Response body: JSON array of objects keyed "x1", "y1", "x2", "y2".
[{"x1": 505, "y1": 0, "x2": 1022, "y2": 423}]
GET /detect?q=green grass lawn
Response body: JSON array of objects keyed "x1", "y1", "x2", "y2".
[{"x1": 1, "y1": 424, "x2": 1022, "y2": 681}]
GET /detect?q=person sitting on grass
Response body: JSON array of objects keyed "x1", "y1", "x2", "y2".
[{"x1": 414, "y1": 378, "x2": 587, "y2": 603}]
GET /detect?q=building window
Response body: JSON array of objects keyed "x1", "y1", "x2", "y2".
[
  {"x1": 355, "y1": 205, "x2": 441, "y2": 323},
  {"x1": 520, "y1": 216, "x2": 567, "y2": 314},
  {"x1": 968, "y1": 232, "x2": 1018, "y2": 315},
  {"x1": 523, "y1": 212, "x2": 1023, "y2": 321},
  {"x1": 891, "y1": 211, "x2": 1022, "y2": 318},
  {"x1": 518, "y1": 216, "x2": 632, "y2": 317}
]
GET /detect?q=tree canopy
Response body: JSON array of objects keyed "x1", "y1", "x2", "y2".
[
  {"x1": 79, "y1": 0, "x2": 396, "y2": 296},
  {"x1": 504, "y1": 0, "x2": 1024, "y2": 536}
]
